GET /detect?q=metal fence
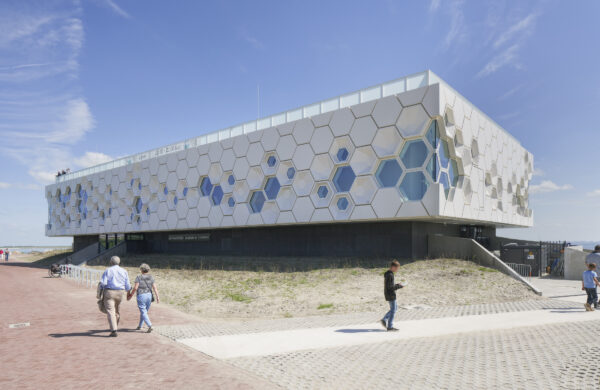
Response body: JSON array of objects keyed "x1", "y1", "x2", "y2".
[
  {"x1": 60, "y1": 264, "x2": 103, "y2": 288},
  {"x1": 506, "y1": 263, "x2": 532, "y2": 280}
]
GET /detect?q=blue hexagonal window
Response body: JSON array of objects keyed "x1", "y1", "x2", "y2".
[
  {"x1": 163, "y1": 186, "x2": 168, "y2": 195},
  {"x1": 287, "y1": 167, "x2": 296, "y2": 180},
  {"x1": 267, "y1": 155, "x2": 277, "y2": 167},
  {"x1": 336, "y1": 148, "x2": 349, "y2": 162},
  {"x1": 249, "y1": 191, "x2": 266, "y2": 213},
  {"x1": 174, "y1": 196, "x2": 178, "y2": 205},
  {"x1": 130, "y1": 179, "x2": 134, "y2": 187},
  {"x1": 211, "y1": 185, "x2": 223, "y2": 205},
  {"x1": 426, "y1": 154, "x2": 439, "y2": 182},
  {"x1": 138, "y1": 182, "x2": 142, "y2": 190},
  {"x1": 337, "y1": 197, "x2": 349, "y2": 210},
  {"x1": 264, "y1": 177, "x2": 281, "y2": 200},
  {"x1": 400, "y1": 140, "x2": 428, "y2": 169},
  {"x1": 227, "y1": 197, "x2": 235, "y2": 208},
  {"x1": 108, "y1": 208, "x2": 112, "y2": 215},
  {"x1": 449, "y1": 160, "x2": 459, "y2": 187},
  {"x1": 317, "y1": 185, "x2": 329, "y2": 198},
  {"x1": 135, "y1": 198, "x2": 143, "y2": 213},
  {"x1": 375, "y1": 159, "x2": 402, "y2": 188},
  {"x1": 426, "y1": 120, "x2": 438, "y2": 148},
  {"x1": 200, "y1": 177, "x2": 212, "y2": 196},
  {"x1": 183, "y1": 187, "x2": 188, "y2": 197},
  {"x1": 399, "y1": 171, "x2": 429, "y2": 201},
  {"x1": 439, "y1": 171, "x2": 450, "y2": 195},
  {"x1": 146, "y1": 207, "x2": 150, "y2": 216},
  {"x1": 438, "y1": 139, "x2": 450, "y2": 169},
  {"x1": 228, "y1": 174, "x2": 235, "y2": 186},
  {"x1": 332, "y1": 166, "x2": 356, "y2": 192}
]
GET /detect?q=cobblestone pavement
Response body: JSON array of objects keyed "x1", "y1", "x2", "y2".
[
  {"x1": 154, "y1": 300, "x2": 600, "y2": 390},
  {"x1": 227, "y1": 319, "x2": 600, "y2": 390},
  {"x1": 155, "y1": 299, "x2": 577, "y2": 339}
]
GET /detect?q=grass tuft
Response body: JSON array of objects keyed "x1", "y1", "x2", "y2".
[{"x1": 317, "y1": 303, "x2": 334, "y2": 310}]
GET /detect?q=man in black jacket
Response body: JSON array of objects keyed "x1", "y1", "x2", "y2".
[{"x1": 381, "y1": 260, "x2": 403, "y2": 331}]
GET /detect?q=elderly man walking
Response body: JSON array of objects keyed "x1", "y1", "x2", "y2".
[
  {"x1": 100, "y1": 256, "x2": 131, "y2": 337},
  {"x1": 585, "y1": 245, "x2": 600, "y2": 266}
]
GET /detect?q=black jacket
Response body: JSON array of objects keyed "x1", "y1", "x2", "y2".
[{"x1": 384, "y1": 270, "x2": 402, "y2": 301}]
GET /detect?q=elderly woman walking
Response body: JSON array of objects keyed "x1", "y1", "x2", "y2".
[{"x1": 127, "y1": 263, "x2": 160, "y2": 332}]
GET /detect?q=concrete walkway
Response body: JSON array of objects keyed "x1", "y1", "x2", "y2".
[
  {"x1": 530, "y1": 277, "x2": 587, "y2": 303},
  {"x1": 180, "y1": 308, "x2": 598, "y2": 359}
]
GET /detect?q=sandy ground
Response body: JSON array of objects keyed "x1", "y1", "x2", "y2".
[{"x1": 89, "y1": 258, "x2": 540, "y2": 319}]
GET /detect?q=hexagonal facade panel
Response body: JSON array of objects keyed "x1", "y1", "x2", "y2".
[{"x1": 45, "y1": 73, "x2": 532, "y2": 239}]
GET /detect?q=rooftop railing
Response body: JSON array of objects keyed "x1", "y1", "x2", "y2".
[{"x1": 54, "y1": 70, "x2": 517, "y2": 184}]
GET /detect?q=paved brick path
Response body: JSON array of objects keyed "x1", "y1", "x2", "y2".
[{"x1": 0, "y1": 263, "x2": 274, "y2": 390}]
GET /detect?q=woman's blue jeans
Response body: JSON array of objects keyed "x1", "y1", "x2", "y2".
[{"x1": 137, "y1": 292, "x2": 152, "y2": 328}]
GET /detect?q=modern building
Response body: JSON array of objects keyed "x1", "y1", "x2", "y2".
[{"x1": 45, "y1": 70, "x2": 533, "y2": 259}]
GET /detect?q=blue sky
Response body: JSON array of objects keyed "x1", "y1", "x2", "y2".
[{"x1": 1, "y1": 0, "x2": 599, "y2": 246}]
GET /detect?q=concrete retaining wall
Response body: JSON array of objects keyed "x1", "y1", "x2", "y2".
[
  {"x1": 564, "y1": 246, "x2": 588, "y2": 281},
  {"x1": 428, "y1": 234, "x2": 542, "y2": 295}
]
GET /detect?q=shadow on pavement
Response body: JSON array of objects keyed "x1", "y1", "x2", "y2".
[
  {"x1": 335, "y1": 328, "x2": 387, "y2": 334},
  {"x1": 49, "y1": 329, "x2": 138, "y2": 338}
]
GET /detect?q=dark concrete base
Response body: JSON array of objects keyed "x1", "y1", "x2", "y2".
[
  {"x1": 121, "y1": 222, "x2": 496, "y2": 260},
  {"x1": 73, "y1": 234, "x2": 99, "y2": 252}
]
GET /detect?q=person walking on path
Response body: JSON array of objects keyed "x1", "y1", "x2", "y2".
[
  {"x1": 100, "y1": 256, "x2": 131, "y2": 337},
  {"x1": 585, "y1": 245, "x2": 600, "y2": 266},
  {"x1": 381, "y1": 260, "x2": 404, "y2": 332},
  {"x1": 127, "y1": 263, "x2": 159, "y2": 333},
  {"x1": 582, "y1": 263, "x2": 599, "y2": 311},
  {"x1": 5, "y1": 249, "x2": 9, "y2": 262}
]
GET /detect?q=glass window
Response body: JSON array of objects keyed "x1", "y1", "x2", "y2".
[
  {"x1": 287, "y1": 167, "x2": 296, "y2": 180},
  {"x1": 249, "y1": 191, "x2": 266, "y2": 213},
  {"x1": 332, "y1": 166, "x2": 356, "y2": 192},
  {"x1": 336, "y1": 148, "x2": 349, "y2": 162},
  {"x1": 228, "y1": 197, "x2": 235, "y2": 208},
  {"x1": 337, "y1": 196, "x2": 349, "y2": 210},
  {"x1": 426, "y1": 154, "x2": 439, "y2": 182},
  {"x1": 163, "y1": 186, "x2": 168, "y2": 195},
  {"x1": 439, "y1": 171, "x2": 450, "y2": 195},
  {"x1": 375, "y1": 159, "x2": 402, "y2": 188},
  {"x1": 317, "y1": 185, "x2": 329, "y2": 198},
  {"x1": 438, "y1": 139, "x2": 450, "y2": 169},
  {"x1": 264, "y1": 177, "x2": 281, "y2": 200},
  {"x1": 228, "y1": 174, "x2": 235, "y2": 186},
  {"x1": 183, "y1": 187, "x2": 188, "y2": 197},
  {"x1": 399, "y1": 171, "x2": 429, "y2": 201},
  {"x1": 200, "y1": 177, "x2": 212, "y2": 196},
  {"x1": 267, "y1": 155, "x2": 277, "y2": 167},
  {"x1": 400, "y1": 140, "x2": 428, "y2": 169},
  {"x1": 449, "y1": 160, "x2": 459, "y2": 187},
  {"x1": 174, "y1": 196, "x2": 178, "y2": 205},
  {"x1": 426, "y1": 120, "x2": 438, "y2": 149},
  {"x1": 211, "y1": 185, "x2": 223, "y2": 205},
  {"x1": 135, "y1": 198, "x2": 142, "y2": 213}
]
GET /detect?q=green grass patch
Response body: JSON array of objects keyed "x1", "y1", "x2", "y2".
[
  {"x1": 225, "y1": 292, "x2": 253, "y2": 303},
  {"x1": 317, "y1": 303, "x2": 334, "y2": 310}
]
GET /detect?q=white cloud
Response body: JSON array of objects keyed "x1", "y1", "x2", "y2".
[
  {"x1": 533, "y1": 167, "x2": 545, "y2": 177},
  {"x1": 104, "y1": 0, "x2": 130, "y2": 19},
  {"x1": 429, "y1": 0, "x2": 441, "y2": 12},
  {"x1": 0, "y1": 182, "x2": 41, "y2": 190},
  {"x1": 73, "y1": 151, "x2": 113, "y2": 168},
  {"x1": 477, "y1": 44, "x2": 520, "y2": 78},
  {"x1": 529, "y1": 180, "x2": 573, "y2": 194},
  {"x1": 477, "y1": 11, "x2": 541, "y2": 77},
  {"x1": 443, "y1": 0, "x2": 466, "y2": 49},
  {"x1": 493, "y1": 13, "x2": 537, "y2": 49},
  {"x1": 587, "y1": 189, "x2": 600, "y2": 197},
  {"x1": 240, "y1": 29, "x2": 265, "y2": 50},
  {"x1": 47, "y1": 98, "x2": 95, "y2": 144}
]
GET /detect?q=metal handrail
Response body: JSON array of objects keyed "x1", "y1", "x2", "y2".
[
  {"x1": 60, "y1": 264, "x2": 104, "y2": 288},
  {"x1": 506, "y1": 263, "x2": 532, "y2": 280}
]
